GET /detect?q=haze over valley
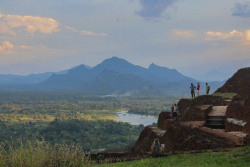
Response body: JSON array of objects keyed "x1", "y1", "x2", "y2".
[
  {"x1": 0, "y1": 0, "x2": 250, "y2": 165},
  {"x1": 0, "y1": 57, "x2": 225, "y2": 96}
]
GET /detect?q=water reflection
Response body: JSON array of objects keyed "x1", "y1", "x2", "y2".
[{"x1": 114, "y1": 110, "x2": 157, "y2": 126}]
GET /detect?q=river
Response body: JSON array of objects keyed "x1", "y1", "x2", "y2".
[{"x1": 113, "y1": 110, "x2": 158, "y2": 126}]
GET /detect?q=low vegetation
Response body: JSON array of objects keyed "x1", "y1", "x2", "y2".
[
  {"x1": 1, "y1": 143, "x2": 249, "y2": 166},
  {"x1": 98, "y1": 146, "x2": 250, "y2": 167},
  {"x1": 212, "y1": 92, "x2": 237, "y2": 99},
  {"x1": 0, "y1": 140, "x2": 92, "y2": 167},
  {"x1": 0, "y1": 91, "x2": 183, "y2": 152}
]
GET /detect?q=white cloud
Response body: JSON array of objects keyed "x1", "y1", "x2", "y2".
[
  {"x1": 171, "y1": 29, "x2": 196, "y2": 38},
  {"x1": 206, "y1": 30, "x2": 243, "y2": 39},
  {"x1": 80, "y1": 30, "x2": 108, "y2": 36},
  {"x1": 19, "y1": 45, "x2": 31, "y2": 49},
  {"x1": 246, "y1": 30, "x2": 250, "y2": 40},
  {"x1": 0, "y1": 22, "x2": 16, "y2": 35},
  {"x1": 0, "y1": 13, "x2": 60, "y2": 34},
  {"x1": 0, "y1": 13, "x2": 4, "y2": 18},
  {"x1": 0, "y1": 41, "x2": 14, "y2": 54},
  {"x1": 65, "y1": 26, "x2": 77, "y2": 32}
]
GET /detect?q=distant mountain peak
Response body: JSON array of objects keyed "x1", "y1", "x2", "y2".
[
  {"x1": 111, "y1": 56, "x2": 120, "y2": 59},
  {"x1": 148, "y1": 63, "x2": 170, "y2": 70},
  {"x1": 72, "y1": 64, "x2": 92, "y2": 69},
  {"x1": 149, "y1": 63, "x2": 155, "y2": 67},
  {"x1": 149, "y1": 63, "x2": 158, "y2": 68},
  {"x1": 92, "y1": 56, "x2": 146, "y2": 75},
  {"x1": 103, "y1": 56, "x2": 128, "y2": 63},
  {"x1": 67, "y1": 64, "x2": 88, "y2": 73}
]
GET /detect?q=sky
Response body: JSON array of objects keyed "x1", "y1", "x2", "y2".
[{"x1": 0, "y1": 0, "x2": 250, "y2": 80}]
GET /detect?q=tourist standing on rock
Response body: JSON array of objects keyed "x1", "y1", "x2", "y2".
[
  {"x1": 206, "y1": 83, "x2": 210, "y2": 95},
  {"x1": 171, "y1": 104, "x2": 174, "y2": 119},
  {"x1": 190, "y1": 83, "x2": 196, "y2": 98},
  {"x1": 173, "y1": 103, "x2": 179, "y2": 117},
  {"x1": 196, "y1": 82, "x2": 200, "y2": 96}
]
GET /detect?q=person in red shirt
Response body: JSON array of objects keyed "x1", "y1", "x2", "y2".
[{"x1": 196, "y1": 83, "x2": 200, "y2": 96}]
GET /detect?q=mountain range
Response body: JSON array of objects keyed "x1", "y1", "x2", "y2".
[
  {"x1": 0, "y1": 57, "x2": 225, "y2": 96},
  {"x1": 0, "y1": 64, "x2": 92, "y2": 85}
]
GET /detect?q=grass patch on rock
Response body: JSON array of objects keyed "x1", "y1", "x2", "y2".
[{"x1": 212, "y1": 92, "x2": 237, "y2": 99}]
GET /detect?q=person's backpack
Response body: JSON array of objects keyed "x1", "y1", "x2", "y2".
[{"x1": 208, "y1": 86, "x2": 210, "y2": 90}]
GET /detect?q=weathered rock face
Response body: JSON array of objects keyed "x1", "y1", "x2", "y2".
[
  {"x1": 216, "y1": 68, "x2": 250, "y2": 96},
  {"x1": 130, "y1": 126, "x2": 165, "y2": 156},
  {"x1": 178, "y1": 105, "x2": 213, "y2": 122},
  {"x1": 177, "y1": 95, "x2": 226, "y2": 112},
  {"x1": 157, "y1": 111, "x2": 172, "y2": 129},
  {"x1": 131, "y1": 67, "x2": 250, "y2": 157},
  {"x1": 163, "y1": 124, "x2": 232, "y2": 152},
  {"x1": 177, "y1": 96, "x2": 220, "y2": 122},
  {"x1": 225, "y1": 101, "x2": 250, "y2": 133},
  {"x1": 215, "y1": 68, "x2": 250, "y2": 133}
]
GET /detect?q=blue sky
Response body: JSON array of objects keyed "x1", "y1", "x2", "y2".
[{"x1": 0, "y1": 0, "x2": 250, "y2": 79}]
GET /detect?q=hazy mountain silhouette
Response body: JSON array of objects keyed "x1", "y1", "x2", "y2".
[
  {"x1": 0, "y1": 64, "x2": 91, "y2": 85},
  {"x1": 38, "y1": 65, "x2": 96, "y2": 90},
  {"x1": 91, "y1": 57, "x2": 192, "y2": 84},
  {"x1": 146, "y1": 63, "x2": 195, "y2": 84},
  {"x1": 0, "y1": 73, "x2": 53, "y2": 85},
  {"x1": 40, "y1": 57, "x2": 193, "y2": 90},
  {"x1": 86, "y1": 69, "x2": 149, "y2": 92},
  {"x1": 92, "y1": 57, "x2": 147, "y2": 77},
  {"x1": 0, "y1": 57, "x2": 226, "y2": 95}
]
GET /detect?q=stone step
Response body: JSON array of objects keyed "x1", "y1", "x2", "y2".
[
  {"x1": 179, "y1": 121, "x2": 206, "y2": 129},
  {"x1": 207, "y1": 120, "x2": 225, "y2": 124},
  {"x1": 195, "y1": 128, "x2": 231, "y2": 145},
  {"x1": 224, "y1": 100, "x2": 231, "y2": 105},
  {"x1": 207, "y1": 119, "x2": 224, "y2": 122},
  {"x1": 207, "y1": 120, "x2": 224, "y2": 123},
  {"x1": 206, "y1": 106, "x2": 226, "y2": 129},
  {"x1": 194, "y1": 105, "x2": 213, "y2": 111},
  {"x1": 208, "y1": 106, "x2": 228, "y2": 116},
  {"x1": 207, "y1": 124, "x2": 225, "y2": 129},
  {"x1": 227, "y1": 131, "x2": 248, "y2": 138},
  {"x1": 197, "y1": 127, "x2": 245, "y2": 146},
  {"x1": 207, "y1": 123, "x2": 224, "y2": 126},
  {"x1": 207, "y1": 117, "x2": 224, "y2": 120},
  {"x1": 207, "y1": 116, "x2": 225, "y2": 119},
  {"x1": 206, "y1": 115, "x2": 225, "y2": 129}
]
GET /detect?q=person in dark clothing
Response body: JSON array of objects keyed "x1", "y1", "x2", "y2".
[
  {"x1": 190, "y1": 83, "x2": 196, "y2": 98},
  {"x1": 153, "y1": 140, "x2": 160, "y2": 157},
  {"x1": 173, "y1": 103, "x2": 179, "y2": 117}
]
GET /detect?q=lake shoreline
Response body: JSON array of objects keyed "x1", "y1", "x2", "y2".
[{"x1": 113, "y1": 110, "x2": 157, "y2": 126}]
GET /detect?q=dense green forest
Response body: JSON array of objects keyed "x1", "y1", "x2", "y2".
[
  {"x1": 0, "y1": 91, "x2": 183, "y2": 152},
  {"x1": 0, "y1": 119, "x2": 144, "y2": 152}
]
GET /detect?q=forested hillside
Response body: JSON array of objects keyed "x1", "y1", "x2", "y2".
[{"x1": 0, "y1": 91, "x2": 181, "y2": 152}]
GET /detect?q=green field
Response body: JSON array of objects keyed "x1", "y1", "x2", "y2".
[
  {"x1": 98, "y1": 147, "x2": 250, "y2": 167},
  {"x1": 1, "y1": 144, "x2": 249, "y2": 167}
]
